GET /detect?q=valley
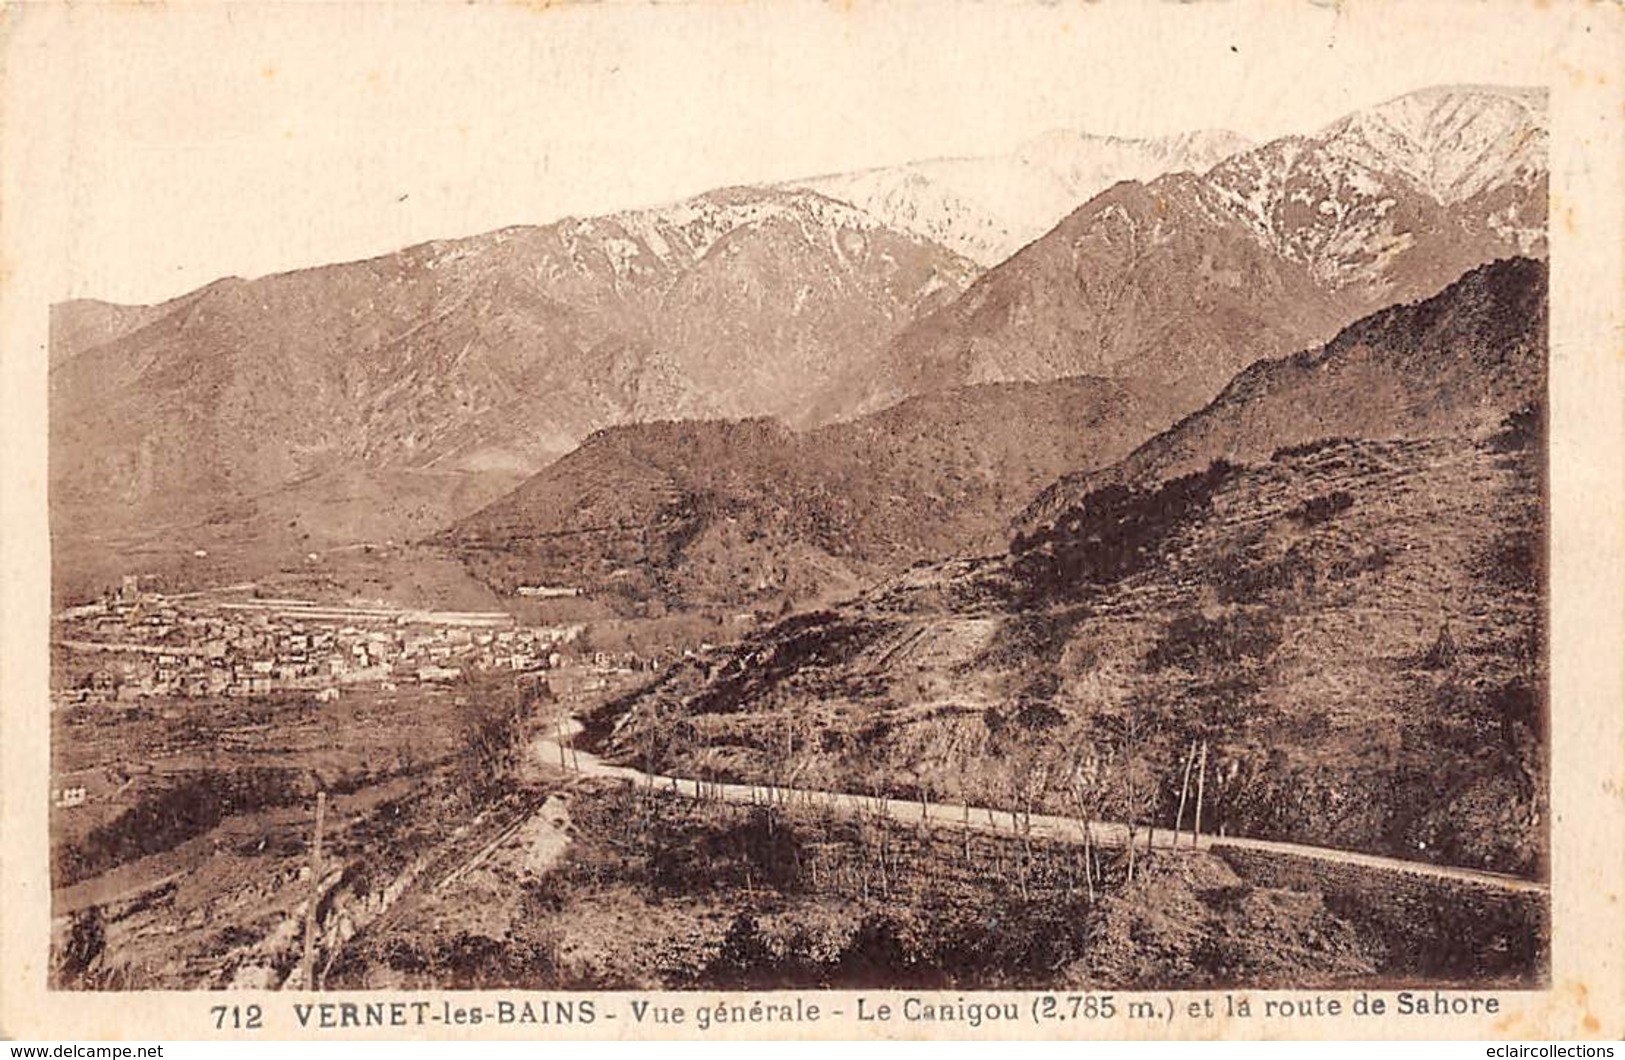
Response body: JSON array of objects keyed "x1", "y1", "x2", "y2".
[{"x1": 47, "y1": 84, "x2": 1551, "y2": 992}]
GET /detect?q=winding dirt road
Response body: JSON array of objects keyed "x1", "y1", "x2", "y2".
[{"x1": 535, "y1": 720, "x2": 1547, "y2": 897}]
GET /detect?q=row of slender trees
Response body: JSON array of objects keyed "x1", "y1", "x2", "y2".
[{"x1": 594, "y1": 697, "x2": 1234, "y2": 902}]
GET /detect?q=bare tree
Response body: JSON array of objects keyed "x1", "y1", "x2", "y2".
[
  {"x1": 1173, "y1": 740, "x2": 1197, "y2": 846},
  {"x1": 1064, "y1": 740, "x2": 1104, "y2": 901},
  {"x1": 1004, "y1": 742, "x2": 1060, "y2": 901},
  {"x1": 945, "y1": 723, "x2": 986, "y2": 867},
  {"x1": 1106, "y1": 712, "x2": 1162, "y2": 884}
]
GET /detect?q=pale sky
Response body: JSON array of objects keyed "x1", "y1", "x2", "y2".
[{"x1": 1, "y1": 0, "x2": 1576, "y2": 305}]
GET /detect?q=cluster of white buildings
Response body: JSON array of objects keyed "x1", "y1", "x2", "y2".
[{"x1": 52, "y1": 586, "x2": 586, "y2": 706}]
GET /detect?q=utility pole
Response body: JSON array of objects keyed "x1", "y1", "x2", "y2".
[{"x1": 300, "y1": 791, "x2": 326, "y2": 990}]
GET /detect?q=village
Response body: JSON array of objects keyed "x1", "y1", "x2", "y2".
[{"x1": 48, "y1": 576, "x2": 627, "y2": 707}]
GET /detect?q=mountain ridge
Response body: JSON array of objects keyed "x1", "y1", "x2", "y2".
[
  {"x1": 441, "y1": 374, "x2": 1181, "y2": 612},
  {"x1": 49, "y1": 185, "x2": 980, "y2": 591},
  {"x1": 835, "y1": 85, "x2": 1546, "y2": 424},
  {"x1": 787, "y1": 127, "x2": 1253, "y2": 266},
  {"x1": 1020, "y1": 255, "x2": 1547, "y2": 530}
]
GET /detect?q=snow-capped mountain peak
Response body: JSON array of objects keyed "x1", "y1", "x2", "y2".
[
  {"x1": 785, "y1": 128, "x2": 1254, "y2": 266},
  {"x1": 1321, "y1": 84, "x2": 1548, "y2": 205},
  {"x1": 1199, "y1": 85, "x2": 1548, "y2": 289}
]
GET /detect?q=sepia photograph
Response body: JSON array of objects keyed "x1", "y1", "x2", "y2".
[{"x1": 1, "y1": 0, "x2": 1620, "y2": 1043}]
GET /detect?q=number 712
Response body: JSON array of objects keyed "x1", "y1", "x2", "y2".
[{"x1": 210, "y1": 1005, "x2": 263, "y2": 1030}]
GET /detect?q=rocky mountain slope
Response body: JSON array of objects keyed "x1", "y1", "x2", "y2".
[
  {"x1": 596, "y1": 257, "x2": 1548, "y2": 877},
  {"x1": 443, "y1": 375, "x2": 1178, "y2": 612},
  {"x1": 1022, "y1": 256, "x2": 1546, "y2": 528},
  {"x1": 50, "y1": 188, "x2": 978, "y2": 589},
  {"x1": 790, "y1": 129, "x2": 1251, "y2": 266},
  {"x1": 50, "y1": 298, "x2": 188, "y2": 367},
  {"x1": 839, "y1": 85, "x2": 1546, "y2": 421}
]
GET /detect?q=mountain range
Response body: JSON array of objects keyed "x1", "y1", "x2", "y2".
[
  {"x1": 443, "y1": 86, "x2": 1547, "y2": 609},
  {"x1": 842, "y1": 85, "x2": 1546, "y2": 420},
  {"x1": 596, "y1": 255, "x2": 1548, "y2": 877},
  {"x1": 49, "y1": 188, "x2": 978, "y2": 586},
  {"x1": 50, "y1": 84, "x2": 1547, "y2": 603}
]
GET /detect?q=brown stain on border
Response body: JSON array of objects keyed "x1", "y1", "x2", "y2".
[
  {"x1": 1494, "y1": 980, "x2": 1614, "y2": 1039},
  {"x1": 1563, "y1": 980, "x2": 1607, "y2": 1039}
]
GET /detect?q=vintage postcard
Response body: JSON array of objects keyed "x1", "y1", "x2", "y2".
[{"x1": 1, "y1": 0, "x2": 1620, "y2": 1042}]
